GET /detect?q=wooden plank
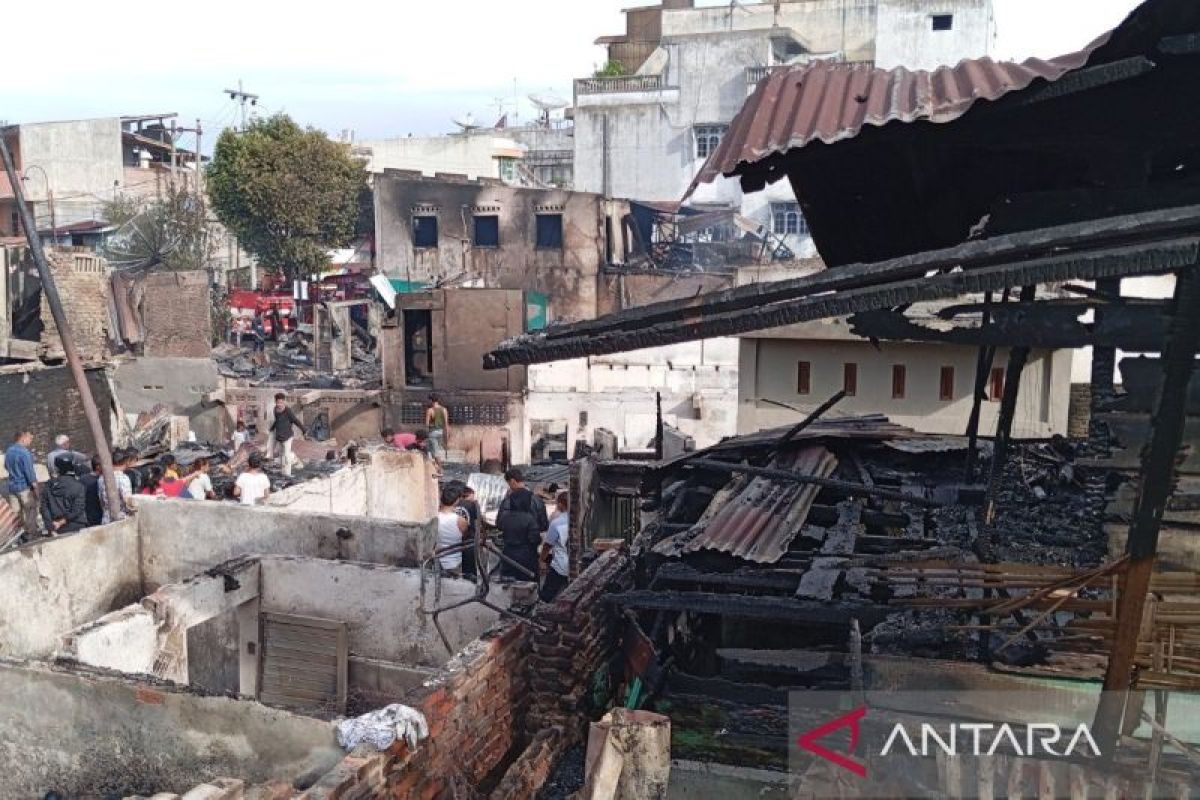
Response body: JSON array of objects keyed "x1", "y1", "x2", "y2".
[
  {"x1": 796, "y1": 557, "x2": 844, "y2": 601},
  {"x1": 258, "y1": 612, "x2": 348, "y2": 715}
]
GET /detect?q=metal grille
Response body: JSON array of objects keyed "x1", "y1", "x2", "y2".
[
  {"x1": 258, "y1": 613, "x2": 348, "y2": 715},
  {"x1": 397, "y1": 402, "x2": 509, "y2": 426},
  {"x1": 594, "y1": 491, "x2": 640, "y2": 545}
]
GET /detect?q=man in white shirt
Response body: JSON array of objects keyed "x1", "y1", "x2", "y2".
[
  {"x1": 99, "y1": 448, "x2": 136, "y2": 523},
  {"x1": 540, "y1": 492, "x2": 570, "y2": 602},
  {"x1": 233, "y1": 453, "x2": 271, "y2": 506},
  {"x1": 186, "y1": 457, "x2": 216, "y2": 500}
]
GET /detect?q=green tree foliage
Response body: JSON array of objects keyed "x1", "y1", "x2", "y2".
[
  {"x1": 206, "y1": 114, "x2": 367, "y2": 280},
  {"x1": 594, "y1": 60, "x2": 627, "y2": 78},
  {"x1": 101, "y1": 183, "x2": 215, "y2": 272}
]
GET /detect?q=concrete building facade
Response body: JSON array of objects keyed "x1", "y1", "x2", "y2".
[
  {"x1": 573, "y1": 0, "x2": 995, "y2": 256},
  {"x1": 737, "y1": 317, "x2": 1073, "y2": 438}
]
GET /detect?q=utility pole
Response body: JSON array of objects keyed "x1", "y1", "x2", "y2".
[
  {"x1": 0, "y1": 136, "x2": 124, "y2": 524},
  {"x1": 224, "y1": 80, "x2": 259, "y2": 131}
]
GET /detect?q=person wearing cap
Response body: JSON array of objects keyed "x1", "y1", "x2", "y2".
[
  {"x1": 40, "y1": 454, "x2": 88, "y2": 534},
  {"x1": 495, "y1": 467, "x2": 549, "y2": 581}
]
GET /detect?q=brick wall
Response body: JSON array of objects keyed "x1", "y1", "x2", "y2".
[
  {"x1": 40, "y1": 249, "x2": 111, "y2": 361},
  {"x1": 0, "y1": 364, "x2": 113, "y2": 460},
  {"x1": 1068, "y1": 382, "x2": 1091, "y2": 440},
  {"x1": 142, "y1": 270, "x2": 213, "y2": 357},
  {"x1": 300, "y1": 550, "x2": 633, "y2": 800}
]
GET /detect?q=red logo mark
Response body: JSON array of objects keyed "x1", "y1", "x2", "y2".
[{"x1": 796, "y1": 705, "x2": 868, "y2": 778}]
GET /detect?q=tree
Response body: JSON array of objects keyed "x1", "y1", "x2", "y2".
[
  {"x1": 206, "y1": 114, "x2": 367, "y2": 281},
  {"x1": 594, "y1": 60, "x2": 627, "y2": 78},
  {"x1": 101, "y1": 183, "x2": 216, "y2": 272}
]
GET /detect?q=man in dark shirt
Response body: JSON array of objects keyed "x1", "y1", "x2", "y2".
[
  {"x1": 268, "y1": 393, "x2": 306, "y2": 477},
  {"x1": 496, "y1": 468, "x2": 549, "y2": 582},
  {"x1": 458, "y1": 486, "x2": 482, "y2": 580},
  {"x1": 41, "y1": 455, "x2": 88, "y2": 534},
  {"x1": 80, "y1": 455, "x2": 104, "y2": 526}
]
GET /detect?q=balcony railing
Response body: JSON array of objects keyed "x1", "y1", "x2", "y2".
[
  {"x1": 575, "y1": 74, "x2": 666, "y2": 96},
  {"x1": 746, "y1": 60, "x2": 876, "y2": 86}
]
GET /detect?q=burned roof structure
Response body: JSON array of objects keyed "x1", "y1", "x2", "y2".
[{"x1": 493, "y1": 0, "x2": 1200, "y2": 783}]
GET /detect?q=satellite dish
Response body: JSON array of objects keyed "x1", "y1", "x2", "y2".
[
  {"x1": 451, "y1": 112, "x2": 478, "y2": 131},
  {"x1": 528, "y1": 93, "x2": 568, "y2": 111}
]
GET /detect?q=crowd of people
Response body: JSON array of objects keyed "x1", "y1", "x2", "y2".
[{"x1": 435, "y1": 467, "x2": 571, "y2": 603}]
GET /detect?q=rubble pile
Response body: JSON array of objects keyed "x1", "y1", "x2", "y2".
[{"x1": 212, "y1": 334, "x2": 382, "y2": 390}]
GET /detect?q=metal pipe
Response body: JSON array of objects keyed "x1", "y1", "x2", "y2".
[{"x1": 0, "y1": 135, "x2": 124, "y2": 523}]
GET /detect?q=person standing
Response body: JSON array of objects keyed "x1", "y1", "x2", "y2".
[
  {"x1": 232, "y1": 420, "x2": 250, "y2": 450},
  {"x1": 496, "y1": 468, "x2": 549, "y2": 582},
  {"x1": 81, "y1": 455, "x2": 104, "y2": 526},
  {"x1": 436, "y1": 485, "x2": 469, "y2": 577},
  {"x1": 99, "y1": 448, "x2": 135, "y2": 523},
  {"x1": 5, "y1": 431, "x2": 40, "y2": 538},
  {"x1": 458, "y1": 485, "x2": 481, "y2": 580},
  {"x1": 233, "y1": 453, "x2": 272, "y2": 506},
  {"x1": 424, "y1": 396, "x2": 450, "y2": 464},
  {"x1": 540, "y1": 491, "x2": 571, "y2": 602},
  {"x1": 267, "y1": 393, "x2": 305, "y2": 477},
  {"x1": 187, "y1": 457, "x2": 216, "y2": 500},
  {"x1": 40, "y1": 455, "x2": 88, "y2": 534},
  {"x1": 47, "y1": 434, "x2": 87, "y2": 477}
]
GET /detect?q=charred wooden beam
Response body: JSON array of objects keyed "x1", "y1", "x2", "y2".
[
  {"x1": 1094, "y1": 267, "x2": 1200, "y2": 753},
  {"x1": 984, "y1": 286, "x2": 1036, "y2": 523},
  {"x1": 848, "y1": 301, "x2": 1169, "y2": 350},
  {"x1": 964, "y1": 290, "x2": 1002, "y2": 481},
  {"x1": 604, "y1": 590, "x2": 891, "y2": 626},
  {"x1": 653, "y1": 563, "x2": 800, "y2": 594},
  {"x1": 486, "y1": 237, "x2": 1200, "y2": 368},
  {"x1": 683, "y1": 458, "x2": 943, "y2": 507},
  {"x1": 1159, "y1": 32, "x2": 1200, "y2": 55},
  {"x1": 992, "y1": 56, "x2": 1155, "y2": 109}
]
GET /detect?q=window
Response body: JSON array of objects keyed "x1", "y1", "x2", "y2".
[
  {"x1": 796, "y1": 361, "x2": 811, "y2": 395},
  {"x1": 497, "y1": 157, "x2": 519, "y2": 183},
  {"x1": 939, "y1": 366, "x2": 955, "y2": 401},
  {"x1": 843, "y1": 363, "x2": 857, "y2": 397},
  {"x1": 771, "y1": 202, "x2": 809, "y2": 236},
  {"x1": 403, "y1": 309, "x2": 433, "y2": 387},
  {"x1": 413, "y1": 215, "x2": 438, "y2": 248},
  {"x1": 535, "y1": 213, "x2": 563, "y2": 249},
  {"x1": 989, "y1": 367, "x2": 1005, "y2": 401},
  {"x1": 694, "y1": 125, "x2": 727, "y2": 159},
  {"x1": 931, "y1": 13, "x2": 953, "y2": 31},
  {"x1": 473, "y1": 215, "x2": 499, "y2": 247},
  {"x1": 892, "y1": 364, "x2": 906, "y2": 399}
]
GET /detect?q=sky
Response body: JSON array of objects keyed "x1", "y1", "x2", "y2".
[{"x1": 4, "y1": 0, "x2": 1143, "y2": 146}]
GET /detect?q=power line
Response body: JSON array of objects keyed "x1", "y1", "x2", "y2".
[{"x1": 224, "y1": 79, "x2": 260, "y2": 131}]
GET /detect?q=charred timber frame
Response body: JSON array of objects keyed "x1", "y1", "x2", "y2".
[
  {"x1": 485, "y1": 205, "x2": 1200, "y2": 368},
  {"x1": 1093, "y1": 267, "x2": 1200, "y2": 752},
  {"x1": 984, "y1": 286, "x2": 1036, "y2": 522},
  {"x1": 965, "y1": 290, "x2": 1001, "y2": 482}
]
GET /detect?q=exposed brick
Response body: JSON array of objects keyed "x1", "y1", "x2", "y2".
[
  {"x1": 0, "y1": 364, "x2": 114, "y2": 458},
  {"x1": 40, "y1": 248, "x2": 111, "y2": 361},
  {"x1": 141, "y1": 270, "x2": 214, "y2": 357}
]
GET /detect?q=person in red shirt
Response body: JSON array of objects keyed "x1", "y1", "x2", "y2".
[{"x1": 382, "y1": 427, "x2": 417, "y2": 449}]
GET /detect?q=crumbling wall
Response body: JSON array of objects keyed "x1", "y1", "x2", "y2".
[
  {"x1": 141, "y1": 270, "x2": 213, "y2": 357},
  {"x1": 266, "y1": 451, "x2": 436, "y2": 522},
  {"x1": 39, "y1": 248, "x2": 110, "y2": 360},
  {"x1": 0, "y1": 363, "x2": 114, "y2": 457},
  {"x1": 0, "y1": 519, "x2": 140, "y2": 659},
  {"x1": 259, "y1": 556, "x2": 510, "y2": 667},
  {"x1": 0, "y1": 660, "x2": 342, "y2": 798},
  {"x1": 304, "y1": 621, "x2": 530, "y2": 799},
  {"x1": 135, "y1": 500, "x2": 435, "y2": 588}
]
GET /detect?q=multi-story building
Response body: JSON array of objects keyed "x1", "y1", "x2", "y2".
[{"x1": 573, "y1": 0, "x2": 995, "y2": 255}]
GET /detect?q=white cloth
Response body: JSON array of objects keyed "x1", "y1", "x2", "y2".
[
  {"x1": 336, "y1": 704, "x2": 428, "y2": 752},
  {"x1": 232, "y1": 430, "x2": 249, "y2": 449},
  {"x1": 235, "y1": 471, "x2": 271, "y2": 505},
  {"x1": 187, "y1": 472, "x2": 213, "y2": 500},
  {"x1": 436, "y1": 509, "x2": 465, "y2": 570},
  {"x1": 544, "y1": 512, "x2": 569, "y2": 577},
  {"x1": 99, "y1": 471, "x2": 133, "y2": 523}
]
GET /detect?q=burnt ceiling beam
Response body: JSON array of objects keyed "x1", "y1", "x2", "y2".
[
  {"x1": 987, "y1": 56, "x2": 1156, "y2": 111},
  {"x1": 525, "y1": 205, "x2": 1200, "y2": 346},
  {"x1": 486, "y1": 237, "x2": 1200, "y2": 368},
  {"x1": 984, "y1": 286, "x2": 1036, "y2": 524},
  {"x1": 848, "y1": 302, "x2": 1170, "y2": 350},
  {"x1": 1159, "y1": 33, "x2": 1200, "y2": 55}
]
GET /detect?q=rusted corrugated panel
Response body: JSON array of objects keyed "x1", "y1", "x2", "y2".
[
  {"x1": 690, "y1": 46, "x2": 1099, "y2": 193},
  {"x1": 683, "y1": 445, "x2": 837, "y2": 564}
]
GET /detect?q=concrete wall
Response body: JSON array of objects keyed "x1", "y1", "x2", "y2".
[
  {"x1": 113, "y1": 357, "x2": 225, "y2": 442},
  {"x1": 374, "y1": 173, "x2": 606, "y2": 322},
  {"x1": 738, "y1": 335, "x2": 1072, "y2": 438},
  {"x1": 135, "y1": 499, "x2": 435, "y2": 588},
  {"x1": 60, "y1": 604, "x2": 159, "y2": 675},
  {"x1": 357, "y1": 133, "x2": 521, "y2": 179},
  {"x1": 259, "y1": 556, "x2": 510, "y2": 668},
  {"x1": 17, "y1": 118, "x2": 124, "y2": 229},
  {"x1": 0, "y1": 660, "x2": 342, "y2": 798},
  {"x1": 527, "y1": 338, "x2": 740, "y2": 453},
  {"x1": 0, "y1": 519, "x2": 140, "y2": 659},
  {"x1": 874, "y1": 0, "x2": 994, "y2": 71},
  {"x1": 266, "y1": 450, "x2": 437, "y2": 523}
]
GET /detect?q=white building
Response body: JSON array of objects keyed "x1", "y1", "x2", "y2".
[{"x1": 573, "y1": 0, "x2": 995, "y2": 255}]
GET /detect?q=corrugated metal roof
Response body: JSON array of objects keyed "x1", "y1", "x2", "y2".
[
  {"x1": 682, "y1": 445, "x2": 837, "y2": 564},
  {"x1": 689, "y1": 46, "x2": 1101, "y2": 194}
]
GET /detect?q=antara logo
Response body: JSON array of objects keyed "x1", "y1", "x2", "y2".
[{"x1": 797, "y1": 707, "x2": 1102, "y2": 779}]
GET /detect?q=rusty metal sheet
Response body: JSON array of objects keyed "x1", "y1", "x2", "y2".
[
  {"x1": 688, "y1": 49, "x2": 1099, "y2": 195},
  {"x1": 682, "y1": 445, "x2": 837, "y2": 564}
]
